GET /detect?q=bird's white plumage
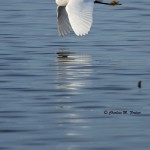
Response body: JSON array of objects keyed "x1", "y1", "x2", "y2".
[
  {"x1": 66, "y1": 0, "x2": 94, "y2": 36},
  {"x1": 56, "y1": 0, "x2": 94, "y2": 36},
  {"x1": 57, "y1": 6, "x2": 72, "y2": 36}
]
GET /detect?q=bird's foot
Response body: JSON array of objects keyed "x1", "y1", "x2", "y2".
[{"x1": 108, "y1": 1, "x2": 122, "y2": 6}]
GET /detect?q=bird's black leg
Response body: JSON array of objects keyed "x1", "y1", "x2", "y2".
[{"x1": 94, "y1": 0, "x2": 109, "y2": 5}]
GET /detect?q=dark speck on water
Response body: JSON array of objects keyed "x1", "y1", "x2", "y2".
[
  {"x1": 138, "y1": 80, "x2": 142, "y2": 88},
  {"x1": 0, "y1": 0, "x2": 150, "y2": 150}
]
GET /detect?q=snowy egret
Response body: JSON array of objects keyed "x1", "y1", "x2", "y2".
[{"x1": 56, "y1": 0, "x2": 121, "y2": 36}]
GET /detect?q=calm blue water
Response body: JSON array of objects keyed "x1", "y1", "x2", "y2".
[{"x1": 0, "y1": 0, "x2": 150, "y2": 150}]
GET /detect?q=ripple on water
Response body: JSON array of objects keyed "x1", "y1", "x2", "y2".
[{"x1": 84, "y1": 86, "x2": 131, "y2": 91}]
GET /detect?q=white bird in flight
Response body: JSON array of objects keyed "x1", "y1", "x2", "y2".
[{"x1": 55, "y1": 0, "x2": 121, "y2": 36}]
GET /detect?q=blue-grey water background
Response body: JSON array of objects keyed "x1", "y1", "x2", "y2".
[{"x1": 0, "y1": 0, "x2": 150, "y2": 150}]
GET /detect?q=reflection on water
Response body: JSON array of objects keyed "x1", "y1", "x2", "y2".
[
  {"x1": 56, "y1": 49, "x2": 92, "y2": 94},
  {"x1": 53, "y1": 50, "x2": 93, "y2": 150}
]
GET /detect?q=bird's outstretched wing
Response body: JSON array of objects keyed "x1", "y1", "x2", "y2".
[
  {"x1": 66, "y1": 0, "x2": 94, "y2": 36},
  {"x1": 57, "y1": 6, "x2": 73, "y2": 36}
]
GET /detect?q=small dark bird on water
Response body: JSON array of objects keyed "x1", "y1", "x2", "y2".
[{"x1": 138, "y1": 80, "x2": 142, "y2": 88}]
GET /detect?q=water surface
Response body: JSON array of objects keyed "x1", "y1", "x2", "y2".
[{"x1": 0, "y1": 0, "x2": 150, "y2": 150}]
